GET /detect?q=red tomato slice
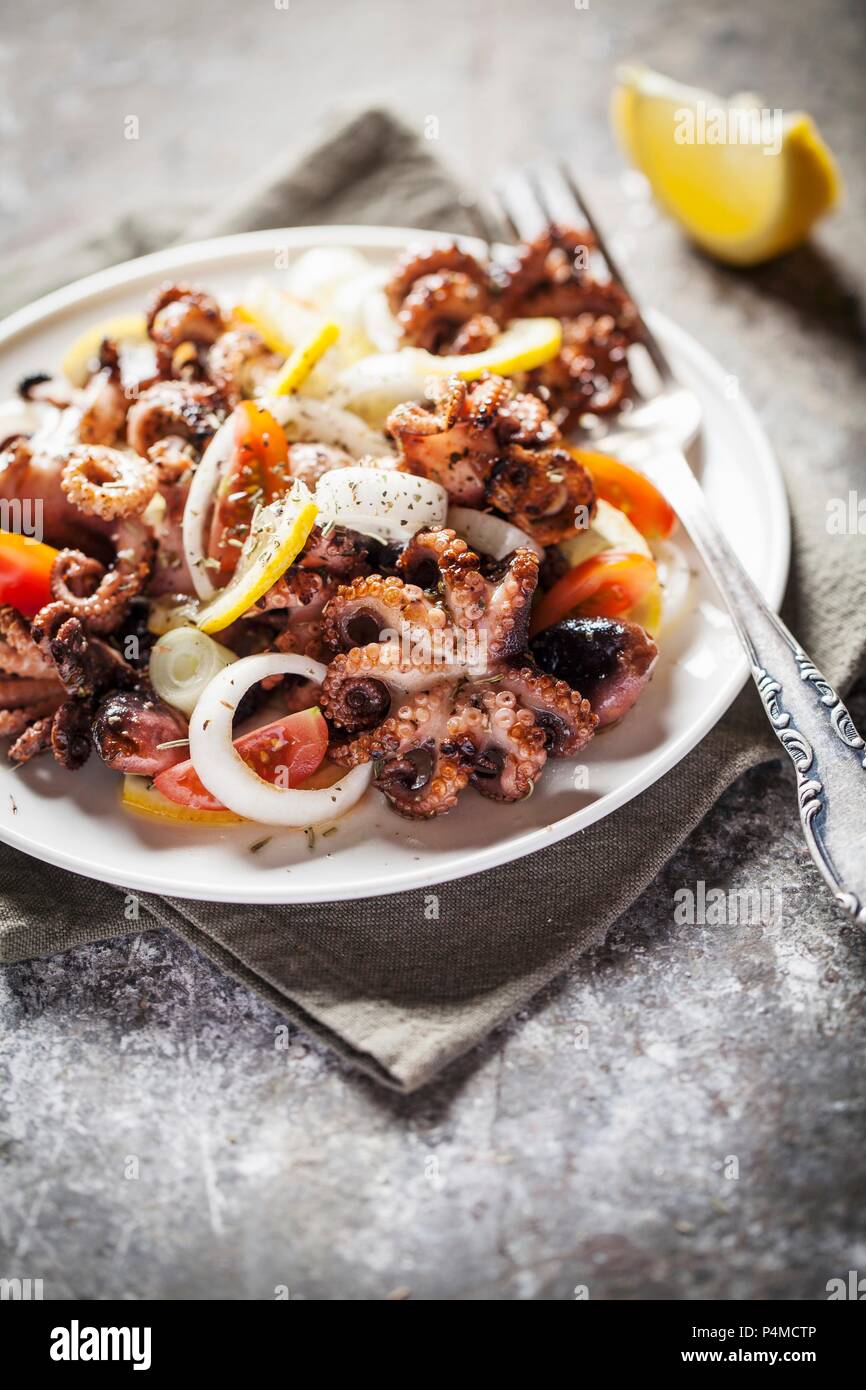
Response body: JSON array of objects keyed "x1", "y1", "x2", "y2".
[
  {"x1": 0, "y1": 530, "x2": 60, "y2": 617},
  {"x1": 207, "y1": 400, "x2": 291, "y2": 584},
  {"x1": 154, "y1": 707, "x2": 328, "y2": 811},
  {"x1": 571, "y1": 448, "x2": 676, "y2": 540},
  {"x1": 531, "y1": 551, "x2": 657, "y2": 635}
]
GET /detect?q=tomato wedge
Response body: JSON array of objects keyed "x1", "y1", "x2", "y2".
[
  {"x1": 208, "y1": 401, "x2": 291, "y2": 584},
  {"x1": 571, "y1": 448, "x2": 676, "y2": 540},
  {"x1": 154, "y1": 707, "x2": 328, "y2": 811},
  {"x1": 531, "y1": 551, "x2": 657, "y2": 635},
  {"x1": 0, "y1": 530, "x2": 60, "y2": 617}
]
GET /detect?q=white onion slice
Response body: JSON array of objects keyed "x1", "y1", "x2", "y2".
[
  {"x1": 182, "y1": 413, "x2": 237, "y2": 600},
  {"x1": 189, "y1": 653, "x2": 372, "y2": 826},
  {"x1": 332, "y1": 352, "x2": 429, "y2": 427},
  {"x1": 149, "y1": 626, "x2": 237, "y2": 718},
  {"x1": 446, "y1": 506, "x2": 544, "y2": 561},
  {"x1": 0, "y1": 398, "x2": 42, "y2": 444},
  {"x1": 315, "y1": 466, "x2": 447, "y2": 544},
  {"x1": 264, "y1": 395, "x2": 391, "y2": 459}
]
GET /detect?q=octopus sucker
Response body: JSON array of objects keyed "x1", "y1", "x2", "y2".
[{"x1": 388, "y1": 374, "x2": 595, "y2": 546}]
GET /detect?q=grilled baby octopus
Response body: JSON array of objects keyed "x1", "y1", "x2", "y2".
[
  {"x1": 320, "y1": 528, "x2": 596, "y2": 818},
  {"x1": 388, "y1": 374, "x2": 595, "y2": 546}
]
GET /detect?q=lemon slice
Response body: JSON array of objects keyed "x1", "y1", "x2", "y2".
[
  {"x1": 612, "y1": 63, "x2": 841, "y2": 265},
  {"x1": 122, "y1": 775, "x2": 245, "y2": 825},
  {"x1": 428, "y1": 316, "x2": 561, "y2": 380},
  {"x1": 196, "y1": 484, "x2": 318, "y2": 635},
  {"x1": 271, "y1": 320, "x2": 340, "y2": 395},
  {"x1": 62, "y1": 313, "x2": 148, "y2": 386}
]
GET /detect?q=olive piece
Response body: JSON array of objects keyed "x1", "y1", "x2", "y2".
[{"x1": 530, "y1": 616, "x2": 626, "y2": 692}]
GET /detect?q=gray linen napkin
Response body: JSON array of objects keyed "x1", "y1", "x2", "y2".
[{"x1": 1, "y1": 108, "x2": 863, "y2": 1091}]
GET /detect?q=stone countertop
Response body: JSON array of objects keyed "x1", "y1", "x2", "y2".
[{"x1": 1, "y1": 0, "x2": 865, "y2": 1300}]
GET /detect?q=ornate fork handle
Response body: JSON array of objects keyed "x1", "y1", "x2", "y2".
[{"x1": 643, "y1": 446, "x2": 866, "y2": 925}]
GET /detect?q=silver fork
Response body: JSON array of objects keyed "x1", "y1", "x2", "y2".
[{"x1": 485, "y1": 164, "x2": 866, "y2": 926}]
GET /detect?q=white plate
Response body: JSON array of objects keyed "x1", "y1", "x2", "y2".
[{"x1": 0, "y1": 227, "x2": 789, "y2": 903}]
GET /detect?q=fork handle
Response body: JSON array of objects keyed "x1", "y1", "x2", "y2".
[{"x1": 643, "y1": 446, "x2": 866, "y2": 925}]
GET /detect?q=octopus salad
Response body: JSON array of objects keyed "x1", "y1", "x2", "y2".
[{"x1": 0, "y1": 228, "x2": 689, "y2": 829}]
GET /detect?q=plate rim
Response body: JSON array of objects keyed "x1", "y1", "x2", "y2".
[{"x1": 0, "y1": 225, "x2": 790, "y2": 903}]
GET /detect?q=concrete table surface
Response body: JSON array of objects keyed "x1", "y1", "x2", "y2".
[{"x1": 1, "y1": 0, "x2": 865, "y2": 1300}]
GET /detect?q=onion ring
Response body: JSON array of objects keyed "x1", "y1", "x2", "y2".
[
  {"x1": 316, "y1": 465, "x2": 448, "y2": 543},
  {"x1": 446, "y1": 505, "x2": 544, "y2": 561},
  {"x1": 182, "y1": 413, "x2": 237, "y2": 600},
  {"x1": 189, "y1": 652, "x2": 372, "y2": 825}
]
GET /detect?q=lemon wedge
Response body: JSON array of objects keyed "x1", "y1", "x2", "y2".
[
  {"x1": 122, "y1": 775, "x2": 245, "y2": 825},
  {"x1": 196, "y1": 484, "x2": 318, "y2": 635},
  {"x1": 612, "y1": 63, "x2": 842, "y2": 265},
  {"x1": 62, "y1": 313, "x2": 148, "y2": 386},
  {"x1": 271, "y1": 320, "x2": 340, "y2": 395}
]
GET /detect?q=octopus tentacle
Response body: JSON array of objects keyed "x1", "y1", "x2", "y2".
[
  {"x1": 126, "y1": 380, "x2": 227, "y2": 459},
  {"x1": 146, "y1": 282, "x2": 225, "y2": 376},
  {"x1": 37, "y1": 519, "x2": 155, "y2": 637},
  {"x1": 321, "y1": 642, "x2": 456, "y2": 735},
  {"x1": 0, "y1": 699, "x2": 62, "y2": 739},
  {"x1": 322, "y1": 572, "x2": 446, "y2": 653},
  {"x1": 396, "y1": 274, "x2": 496, "y2": 355},
  {"x1": 0, "y1": 675, "x2": 64, "y2": 706},
  {"x1": 495, "y1": 664, "x2": 597, "y2": 755},
  {"x1": 398, "y1": 529, "x2": 537, "y2": 663},
  {"x1": 8, "y1": 712, "x2": 55, "y2": 763},
  {"x1": 385, "y1": 245, "x2": 491, "y2": 316},
  {"x1": 206, "y1": 327, "x2": 282, "y2": 404},
  {"x1": 449, "y1": 685, "x2": 548, "y2": 801},
  {"x1": 78, "y1": 340, "x2": 129, "y2": 446},
  {"x1": 486, "y1": 443, "x2": 595, "y2": 546},
  {"x1": 335, "y1": 683, "x2": 469, "y2": 820},
  {"x1": 389, "y1": 373, "x2": 594, "y2": 544},
  {"x1": 61, "y1": 445, "x2": 158, "y2": 520},
  {"x1": 0, "y1": 606, "x2": 54, "y2": 677}
]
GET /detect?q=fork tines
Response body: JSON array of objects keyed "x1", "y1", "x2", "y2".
[{"x1": 490, "y1": 163, "x2": 673, "y2": 384}]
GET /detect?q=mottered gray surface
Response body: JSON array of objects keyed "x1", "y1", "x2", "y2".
[{"x1": 1, "y1": 0, "x2": 865, "y2": 1299}]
